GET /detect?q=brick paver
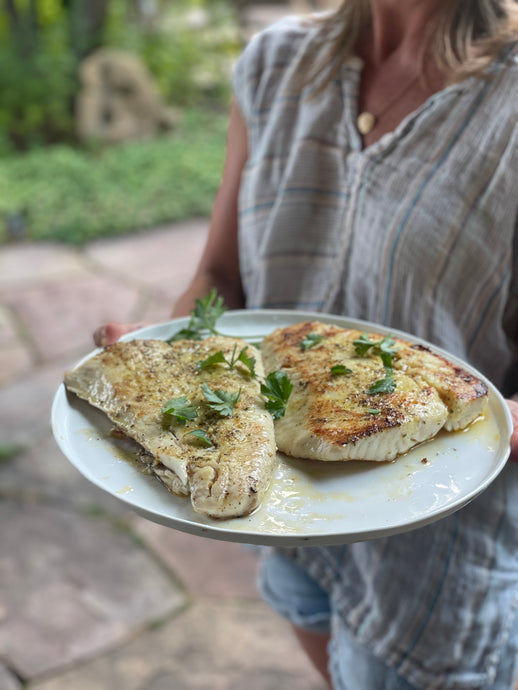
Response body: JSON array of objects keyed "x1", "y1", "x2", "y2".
[
  {"x1": 0, "y1": 244, "x2": 86, "y2": 288},
  {"x1": 85, "y1": 219, "x2": 209, "y2": 302},
  {"x1": 129, "y1": 518, "x2": 262, "y2": 599},
  {"x1": 0, "y1": 498, "x2": 186, "y2": 681},
  {"x1": 3, "y1": 274, "x2": 142, "y2": 362},
  {"x1": 28, "y1": 601, "x2": 324, "y2": 690}
]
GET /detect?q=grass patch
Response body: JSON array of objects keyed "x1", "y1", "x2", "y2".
[
  {"x1": 0, "y1": 443, "x2": 23, "y2": 463},
  {"x1": 0, "y1": 107, "x2": 228, "y2": 245}
]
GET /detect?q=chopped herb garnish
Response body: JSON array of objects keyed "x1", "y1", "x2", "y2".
[
  {"x1": 354, "y1": 332, "x2": 399, "y2": 395},
  {"x1": 202, "y1": 383, "x2": 241, "y2": 417},
  {"x1": 352, "y1": 333, "x2": 376, "y2": 356},
  {"x1": 162, "y1": 396, "x2": 198, "y2": 425},
  {"x1": 330, "y1": 364, "x2": 353, "y2": 376},
  {"x1": 197, "y1": 344, "x2": 256, "y2": 378},
  {"x1": 167, "y1": 288, "x2": 227, "y2": 342},
  {"x1": 300, "y1": 332, "x2": 324, "y2": 351},
  {"x1": 353, "y1": 333, "x2": 398, "y2": 360},
  {"x1": 368, "y1": 372, "x2": 396, "y2": 395},
  {"x1": 261, "y1": 370, "x2": 293, "y2": 420},
  {"x1": 235, "y1": 347, "x2": 257, "y2": 378},
  {"x1": 197, "y1": 350, "x2": 228, "y2": 370},
  {"x1": 193, "y1": 289, "x2": 227, "y2": 329},
  {"x1": 367, "y1": 408, "x2": 381, "y2": 415},
  {"x1": 186, "y1": 429, "x2": 214, "y2": 447}
]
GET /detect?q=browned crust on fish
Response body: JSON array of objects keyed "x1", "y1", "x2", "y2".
[{"x1": 261, "y1": 321, "x2": 488, "y2": 461}]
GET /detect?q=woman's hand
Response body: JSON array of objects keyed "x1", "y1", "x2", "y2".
[
  {"x1": 93, "y1": 322, "x2": 144, "y2": 347},
  {"x1": 506, "y1": 398, "x2": 518, "y2": 462}
]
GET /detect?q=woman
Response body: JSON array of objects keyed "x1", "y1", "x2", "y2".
[{"x1": 96, "y1": 1, "x2": 518, "y2": 687}]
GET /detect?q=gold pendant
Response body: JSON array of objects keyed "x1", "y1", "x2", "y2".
[{"x1": 357, "y1": 111, "x2": 376, "y2": 135}]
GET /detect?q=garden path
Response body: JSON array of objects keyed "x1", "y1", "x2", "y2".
[
  {"x1": 0, "y1": 219, "x2": 326, "y2": 690},
  {"x1": 0, "y1": 4, "x2": 347, "y2": 686}
]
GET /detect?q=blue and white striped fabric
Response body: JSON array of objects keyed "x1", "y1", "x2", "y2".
[
  {"x1": 233, "y1": 17, "x2": 518, "y2": 690},
  {"x1": 234, "y1": 16, "x2": 518, "y2": 393}
]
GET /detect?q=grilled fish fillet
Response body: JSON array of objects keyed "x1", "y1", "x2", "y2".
[
  {"x1": 64, "y1": 337, "x2": 276, "y2": 519},
  {"x1": 261, "y1": 321, "x2": 488, "y2": 462}
]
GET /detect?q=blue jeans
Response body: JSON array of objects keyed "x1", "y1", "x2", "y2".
[{"x1": 258, "y1": 548, "x2": 518, "y2": 690}]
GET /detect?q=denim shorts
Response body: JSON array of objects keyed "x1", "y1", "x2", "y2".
[{"x1": 258, "y1": 548, "x2": 518, "y2": 690}]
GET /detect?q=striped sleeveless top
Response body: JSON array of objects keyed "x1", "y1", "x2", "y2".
[
  {"x1": 233, "y1": 16, "x2": 518, "y2": 393},
  {"x1": 233, "y1": 18, "x2": 518, "y2": 690}
]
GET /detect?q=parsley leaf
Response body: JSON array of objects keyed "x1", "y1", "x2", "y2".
[
  {"x1": 196, "y1": 344, "x2": 256, "y2": 378},
  {"x1": 330, "y1": 364, "x2": 353, "y2": 376},
  {"x1": 260, "y1": 370, "x2": 293, "y2": 420},
  {"x1": 167, "y1": 326, "x2": 203, "y2": 342},
  {"x1": 353, "y1": 333, "x2": 398, "y2": 360},
  {"x1": 167, "y1": 288, "x2": 227, "y2": 342},
  {"x1": 186, "y1": 429, "x2": 214, "y2": 447},
  {"x1": 196, "y1": 350, "x2": 228, "y2": 371},
  {"x1": 352, "y1": 332, "x2": 376, "y2": 356},
  {"x1": 192, "y1": 289, "x2": 227, "y2": 333},
  {"x1": 162, "y1": 396, "x2": 198, "y2": 425},
  {"x1": 235, "y1": 347, "x2": 257, "y2": 378},
  {"x1": 379, "y1": 350, "x2": 396, "y2": 370},
  {"x1": 368, "y1": 372, "x2": 396, "y2": 395},
  {"x1": 353, "y1": 332, "x2": 399, "y2": 395},
  {"x1": 202, "y1": 383, "x2": 241, "y2": 417},
  {"x1": 300, "y1": 332, "x2": 324, "y2": 351}
]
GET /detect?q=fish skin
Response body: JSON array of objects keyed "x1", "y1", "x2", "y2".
[
  {"x1": 64, "y1": 337, "x2": 276, "y2": 519},
  {"x1": 261, "y1": 321, "x2": 488, "y2": 462}
]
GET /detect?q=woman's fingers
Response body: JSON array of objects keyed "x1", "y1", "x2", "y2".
[
  {"x1": 505, "y1": 398, "x2": 518, "y2": 463},
  {"x1": 93, "y1": 323, "x2": 144, "y2": 347}
]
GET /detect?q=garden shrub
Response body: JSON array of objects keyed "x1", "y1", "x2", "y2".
[
  {"x1": 0, "y1": 108, "x2": 228, "y2": 244},
  {"x1": 0, "y1": 1, "x2": 239, "y2": 243}
]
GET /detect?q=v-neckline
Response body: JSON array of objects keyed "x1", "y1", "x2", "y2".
[{"x1": 340, "y1": 56, "x2": 478, "y2": 156}]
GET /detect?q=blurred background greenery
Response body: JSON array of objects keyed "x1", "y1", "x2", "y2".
[{"x1": 0, "y1": 0, "x2": 248, "y2": 244}]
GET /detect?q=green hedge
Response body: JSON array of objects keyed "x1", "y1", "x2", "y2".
[{"x1": 0, "y1": 108, "x2": 228, "y2": 245}]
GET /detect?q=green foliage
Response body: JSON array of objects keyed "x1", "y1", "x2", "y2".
[
  {"x1": 0, "y1": 8, "x2": 77, "y2": 152},
  {"x1": 0, "y1": 108, "x2": 228, "y2": 244},
  {"x1": 0, "y1": 0, "x2": 240, "y2": 150},
  {"x1": 105, "y1": 0, "x2": 240, "y2": 107}
]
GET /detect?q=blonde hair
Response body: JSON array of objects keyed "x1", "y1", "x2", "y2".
[{"x1": 310, "y1": 0, "x2": 518, "y2": 85}]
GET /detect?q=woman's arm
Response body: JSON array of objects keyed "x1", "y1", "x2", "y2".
[
  {"x1": 172, "y1": 98, "x2": 248, "y2": 318},
  {"x1": 93, "y1": 99, "x2": 249, "y2": 346}
]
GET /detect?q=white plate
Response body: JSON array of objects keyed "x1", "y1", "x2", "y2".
[{"x1": 52, "y1": 310, "x2": 512, "y2": 547}]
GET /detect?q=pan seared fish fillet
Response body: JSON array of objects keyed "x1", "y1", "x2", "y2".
[
  {"x1": 64, "y1": 337, "x2": 276, "y2": 519},
  {"x1": 261, "y1": 321, "x2": 488, "y2": 462}
]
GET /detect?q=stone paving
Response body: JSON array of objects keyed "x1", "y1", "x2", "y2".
[
  {"x1": 0, "y1": 220, "x2": 326, "y2": 690},
  {"x1": 0, "y1": 4, "x2": 348, "y2": 685}
]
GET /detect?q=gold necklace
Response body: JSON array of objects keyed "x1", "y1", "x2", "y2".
[{"x1": 357, "y1": 75, "x2": 419, "y2": 135}]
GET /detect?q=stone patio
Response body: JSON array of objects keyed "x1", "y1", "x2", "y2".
[
  {"x1": 0, "y1": 220, "x2": 325, "y2": 690},
  {"x1": 0, "y1": 4, "x2": 344, "y2": 685}
]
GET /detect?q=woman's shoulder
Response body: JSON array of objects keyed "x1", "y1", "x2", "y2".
[
  {"x1": 240, "y1": 13, "x2": 333, "y2": 77},
  {"x1": 246, "y1": 14, "x2": 317, "y2": 51},
  {"x1": 238, "y1": 14, "x2": 321, "y2": 76},
  {"x1": 233, "y1": 15, "x2": 322, "y2": 116}
]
